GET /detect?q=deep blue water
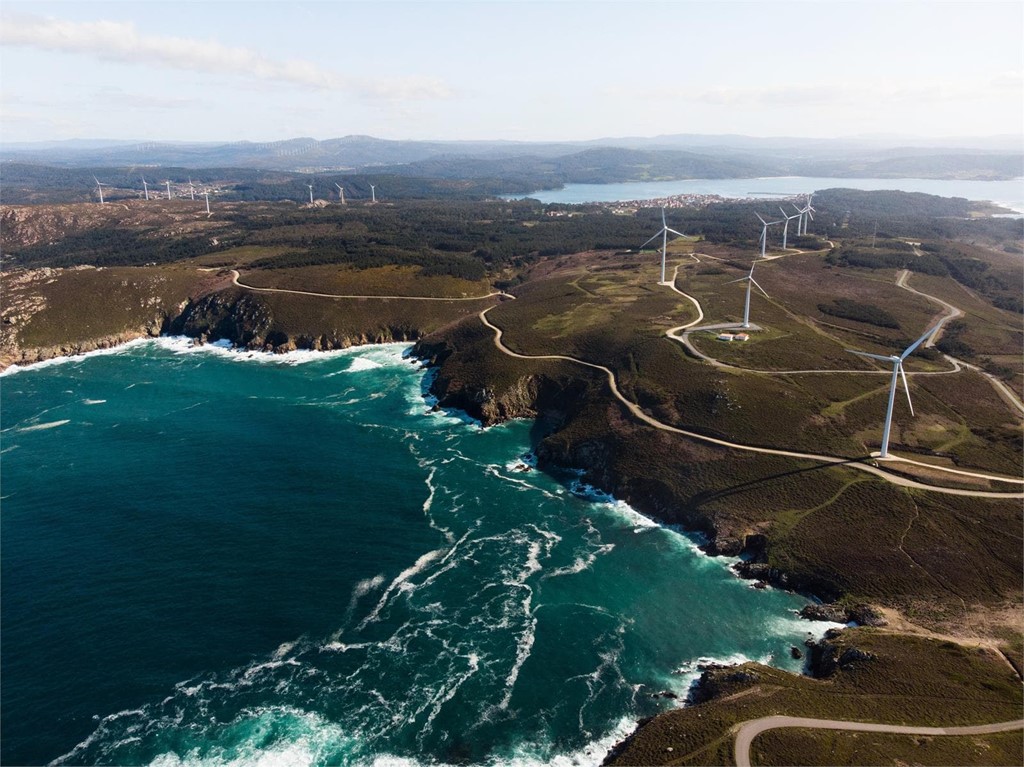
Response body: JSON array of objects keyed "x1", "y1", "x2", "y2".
[{"x1": 0, "y1": 340, "x2": 836, "y2": 766}]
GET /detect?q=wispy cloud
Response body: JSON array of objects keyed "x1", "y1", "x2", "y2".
[{"x1": 0, "y1": 13, "x2": 453, "y2": 102}]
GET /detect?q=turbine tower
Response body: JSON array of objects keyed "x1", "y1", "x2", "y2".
[
  {"x1": 141, "y1": 177, "x2": 150, "y2": 201},
  {"x1": 846, "y1": 323, "x2": 940, "y2": 458},
  {"x1": 335, "y1": 183, "x2": 346, "y2": 204},
  {"x1": 188, "y1": 178, "x2": 196, "y2": 201},
  {"x1": 794, "y1": 194, "x2": 815, "y2": 235},
  {"x1": 726, "y1": 260, "x2": 769, "y2": 329},
  {"x1": 308, "y1": 183, "x2": 314, "y2": 204},
  {"x1": 93, "y1": 177, "x2": 109, "y2": 204},
  {"x1": 779, "y1": 207, "x2": 800, "y2": 249},
  {"x1": 369, "y1": 184, "x2": 377, "y2": 203},
  {"x1": 639, "y1": 207, "x2": 696, "y2": 284},
  {"x1": 755, "y1": 213, "x2": 782, "y2": 258},
  {"x1": 165, "y1": 180, "x2": 173, "y2": 200},
  {"x1": 203, "y1": 190, "x2": 211, "y2": 215}
]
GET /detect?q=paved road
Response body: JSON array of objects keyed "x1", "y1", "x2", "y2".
[
  {"x1": 734, "y1": 715, "x2": 1024, "y2": 767},
  {"x1": 894, "y1": 269, "x2": 1024, "y2": 416},
  {"x1": 479, "y1": 305, "x2": 1023, "y2": 497},
  {"x1": 227, "y1": 263, "x2": 1022, "y2": 495}
]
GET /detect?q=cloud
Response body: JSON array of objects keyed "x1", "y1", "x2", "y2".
[{"x1": 0, "y1": 13, "x2": 453, "y2": 102}]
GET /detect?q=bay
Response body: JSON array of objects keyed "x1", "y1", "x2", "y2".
[
  {"x1": 0, "y1": 339, "x2": 836, "y2": 766},
  {"x1": 507, "y1": 176, "x2": 1024, "y2": 212}
]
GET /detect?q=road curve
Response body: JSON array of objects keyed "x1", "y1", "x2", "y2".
[
  {"x1": 226, "y1": 264, "x2": 1022, "y2": 495},
  {"x1": 231, "y1": 269, "x2": 512, "y2": 302},
  {"x1": 734, "y1": 715, "x2": 1024, "y2": 767},
  {"x1": 479, "y1": 305, "x2": 1023, "y2": 497}
]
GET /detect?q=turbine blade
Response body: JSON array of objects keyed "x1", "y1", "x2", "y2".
[
  {"x1": 639, "y1": 232, "x2": 662, "y2": 249},
  {"x1": 662, "y1": 207, "x2": 667, "y2": 227},
  {"x1": 847, "y1": 350, "x2": 897, "y2": 362},
  {"x1": 899, "y1": 362, "x2": 914, "y2": 416},
  {"x1": 665, "y1": 227, "x2": 691, "y2": 238},
  {"x1": 725, "y1": 276, "x2": 749, "y2": 285},
  {"x1": 755, "y1": 213, "x2": 767, "y2": 225},
  {"x1": 901, "y1": 323, "x2": 943, "y2": 359},
  {"x1": 750, "y1": 278, "x2": 769, "y2": 298}
]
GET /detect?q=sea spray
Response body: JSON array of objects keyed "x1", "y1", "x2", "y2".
[{"x1": 4, "y1": 340, "x2": 828, "y2": 766}]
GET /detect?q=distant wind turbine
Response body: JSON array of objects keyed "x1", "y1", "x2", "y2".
[
  {"x1": 779, "y1": 206, "x2": 801, "y2": 249},
  {"x1": 308, "y1": 183, "x2": 314, "y2": 204},
  {"x1": 188, "y1": 178, "x2": 196, "y2": 201},
  {"x1": 93, "y1": 177, "x2": 110, "y2": 204},
  {"x1": 165, "y1": 180, "x2": 173, "y2": 200},
  {"x1": 369, "y1": 184, "x2": 377, "y2": 203},
  {"x1": 794, "y1": 193, "x2": 815, "y2": 235},
  {"x1": 335, "y1": 183, "x2": 346, "y2": 204},
  {"x1": 639, "y1": 207, "x2": 696, "y2": 284},
  {"x1": 846, "y1": 323, "x2": 941, "y2": 458},
  {"x1": 727, "y1": 260, "x2": 769, "y2": 329},
  {"x1": 203, "y1": 190, "x2": 211, "y2": 215},
  {"x1": 755, "y1": 213, "x2": 783, "y2": 258}
]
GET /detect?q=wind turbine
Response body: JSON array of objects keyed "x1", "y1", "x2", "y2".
[
  {"x1": 307, "y1": 183, "x2": 314, "y2": 204},
  {"x1": 141, "y1": 177, "x2": 150, "y2": 201},
  {"x1": 335, "y1": 183, "x2": 345, "y2": 204},
  {"x1": 755, "y1": 213, "x2": 782, "y2": 258},
  {"x1": 846, "y1": 323, "x2": 941, "y2": 458},
  {"x1": 779, "y1": 207, "x2": 800, "y2": 249},
  {"x1": 726, "y1": 260, "x2": 769, "y2": 329},
  {"x1": 639, "y1": 207, "x2": 696, "y2": 284},
  {"x1": 203, "y1": 190, "x2": 211, "y2": 215},
  {"x1": 795, "y1": 193, "x2": 815, "y2": 235},
  {"x1": 165, "y1": 180, "x2": 173, "y2": 200},
  {"x1": 188, "y1": 178, "x2": 196, "y2": 201},
  {"x1": 369, "y1": 184, "x2": 377, "y2": 203},
  {"x1": 93, "y1": 177, "x2": 109, "y2": 204}
]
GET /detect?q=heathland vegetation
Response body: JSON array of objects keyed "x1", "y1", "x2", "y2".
[{"x1": 2, "y1": 184, "x2": 1021, "y2": 765}]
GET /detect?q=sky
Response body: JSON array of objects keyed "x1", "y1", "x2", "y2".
[{"x1": 1, "y1": 0, "x2": 1022, "y2": 144}]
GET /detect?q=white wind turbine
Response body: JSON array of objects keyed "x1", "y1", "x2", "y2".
[
  {"x1": 203, "y1": 190, "x2": 211, "y2": 215},
  {"x1": 188, "y1": 178, "x2": 196, "y2": 201},
  {"x1": 846, "y1": 323, "x2": 941, "y2": 458},
  {"x1": 307, "y1": 183, "x2": 314, "y2": 204},
  {"x1": 794, "y1": 193, "x2": 815, "y2": 235},
  {"x1": 726, "y1": 260, "x2": 769, "y2": 329},
  {"x1": 93, "y1": 176, "x2": 109, "y2": 204},
  {"x1": 335, "y1": 183, "x2": 346, "y2": 204},
  {"x1": 639, "y1": 207, "x2": 696, "y2": 284},
  {"x1": 369, "y1": 184, "x2": 377, "y2": 203},
  {"x1": 165, "y1": 180, "x2": 173, "y2": 200},
  {"x1": 141, "y1": 177, "x2": 150, "y2": 201},
  {"x1": 779, "y1": 206, "x2": 801, "y2": 249},
  {"x1": 755, "y1": 213, "x2": 782, "y2": 258}
]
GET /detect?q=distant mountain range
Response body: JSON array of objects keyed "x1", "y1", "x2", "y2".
[{"x1": 1, "y1": 134, "x2": 1020, "y2": 207}]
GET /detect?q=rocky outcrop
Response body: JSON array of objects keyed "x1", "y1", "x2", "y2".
[
  {"x1": 800, "y1": 602, "x2": 888, "y2": 627},
  {"x1": 806, "y1": 629, "x2": 877, "y2": 677},
  {"x1": 0, "y1": 326, "x2": 166, "y2": 370}
]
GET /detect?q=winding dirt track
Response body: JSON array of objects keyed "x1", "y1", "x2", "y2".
[
  {"x1": 480, "y1": 305, "x2": 1021, "y2": 496},
  {"x1": 228, "y1": 263, "x2": 1022, "y2": 496},
  {"x1": 733, "y1": 715, "x2": 1024, "y2": 767},
  {"x1": 231, "y1": 270, "x2": 512, "y2": 302}
]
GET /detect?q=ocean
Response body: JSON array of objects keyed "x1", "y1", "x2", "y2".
[{"x1": 0, "y1": 339, "x2": 838, "y2": 766}]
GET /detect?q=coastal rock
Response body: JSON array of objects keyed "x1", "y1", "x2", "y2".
[
  {"x1": 799, "y1": 602, "x2": 887, "y2": 627},
  {"x1": 688, "y1": 666, "x2": 761, "y2": 705},
  {"x1": 807, "y1": 634, "x2": 876, "y2": 678}
]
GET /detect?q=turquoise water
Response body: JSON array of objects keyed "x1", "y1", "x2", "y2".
[
  {"x1": 0, "y1": 340, "x2": 835, "y2": 766},
  {"x1": 507, "y1": 176, "x2": 1024, "y2": 212}
]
